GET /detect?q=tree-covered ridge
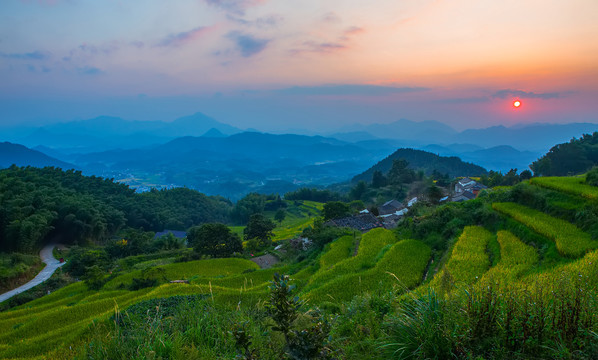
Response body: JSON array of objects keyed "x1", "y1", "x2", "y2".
[
  {"x1": 0, "y1": 166, "x2": 232, "y2": 252},
  {"x1": 530, "y1": 132, "x2": 598, "y2": 176},
  {"x1": 352, "y1": 148, "x2": 487, "y2": 183}
]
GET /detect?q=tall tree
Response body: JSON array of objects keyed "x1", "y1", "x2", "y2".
[
  {"x1": 188, "y1": 223, "x2": 242, "y2": 258},
  {"x1": 244, "y1": 214, "x2": 276, "y2": 249}
]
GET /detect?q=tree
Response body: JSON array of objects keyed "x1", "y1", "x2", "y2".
[
  {"x1": 426, "y1": 184, "x2": 443, "y2": 204},
  {"x1": 388, "y1": 159, "x2": 415, "y2": 185},
  {"x1": 586, "y1": 166, "x2": 598, "y2": 186},
  {"x1": 372, "y1": 170, "x2": 387, "y2": 188},
  {"x1": 519, "y1": 169, "x2": 532, "y2": 180},
  {"x1": 349, "y1": 181, "x2": 367, "y2": 201},
  {"x1": 244, "y1": 214, "x2": 276, "y2": 249},
  {"x1": 188, "y1": 223, "x2": 242, "y2": 258},
  {"x1": 274, "y1": 209, "x2": 286, "y2": 225},
  {"x1": 322, "y1": 201, "x2": 351, "y2": 221},
  {"x1": 231, "y1": 193, "x2": 266, "y2": 224}
]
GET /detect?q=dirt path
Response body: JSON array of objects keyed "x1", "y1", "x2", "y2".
[{"x1": 0, "y1": 244, "x2": 65, "y2": 303}]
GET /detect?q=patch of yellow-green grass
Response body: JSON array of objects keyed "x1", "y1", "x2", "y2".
[
  {"x1": 480, "y1": 231, "x2": 539, "y2": 284},
  {"x1": 319, "y1": 235, "x2": 354, "y2": 271},
  {"x1": 433, "y1": 226, "x2": 493, "y2": 287},
  {"x1": 194, "y1": 266, "x2": 290, "y2": 291},
  {"x1": 493, "y1": 202, "x2": 598, "y2": 258},
  {"x1": 229, "y1": 226, "x2": 245, "y2": 238},
  {"x1": 530, "y1": 176, "x2": 598, "y2": 200},
  {"x1": 6, "y1": 281, "x2": 88, "y2": 311},
  {"x1": 270, "y1": 200, "x2": 323, "y2": 241},
  {"x1": 306, "y1": 239, "x2": 431, "y2": 303},
  {"x1": 0, "y1": 288, "x2": 151, "y2": 345},
  {"x1": 306, "y1": 228, "x2": 397, "y2": 290},
  {"x1": 103, "y1": 258, "x2": 259, "y2": 290}
]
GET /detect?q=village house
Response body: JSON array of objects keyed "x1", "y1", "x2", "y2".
[
  {"x1": 378, "y1": 199, "x2": 406, "y2": 216},
  {"x1": 325, "y1": 213, "x2": 383, "y2": 231},
  {"x1": 452, "y1": 177, "x2": 487, "y2": 202}
]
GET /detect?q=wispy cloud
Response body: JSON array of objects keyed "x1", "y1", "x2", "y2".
[
  {"x1": 0, "y1": 50, "x2": 50, "y2": 60},
  {"x1": 226, "y1": 31, "x2": 269, "y2": 57},
  {"x1": 290, "y1": 26, "x2": 364, "y2": 55},
  {"x1": 157, "y1": 27, "x2": 210, "y2": 47},
  {"x1": 275, "y1": 84, "x2": 429, "y2": 96},
  {"x1": 77, "y1": 66, "x2": 104, "y2": 75},
  {"x1": 204, "y1": 0, "x2": 266, "y2": 15},
  {"x1": 19, "y1": 0, "x2": 62, "y2": 6},
  {"x1": 227, "y1": 14, "x2": 283, "y2": 28},
  {"x1": 321, "y1": 12, "x2": 341, "y2": 23},
  {"x1": 492, "y1": 89, "x2": 574, "y2": 100}
]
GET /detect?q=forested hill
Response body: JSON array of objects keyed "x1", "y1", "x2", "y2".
[
  {"x1": 0, "y1": 142, "x2": 75, "y2": 169},
  {"x1": 0, "y1": 166, "x2": 232, "y2": 252},
  {"x1": 352, "y1": 148, "x2": 487, "y2": 183},
  {"x1": 530, "y1": 132, "x2": 598, "y2": 176}
]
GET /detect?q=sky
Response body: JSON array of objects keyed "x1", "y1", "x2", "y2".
[{"x1": 1, "y1": 0, "x2": 597, "y2": 132}]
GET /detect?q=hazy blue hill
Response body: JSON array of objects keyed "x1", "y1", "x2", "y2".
[
  {"x1": 345, "y1": 118, "x2": 457, "y2": 143},
  {"x1": 460, "y1": 145, "x2": 540, "y2": 173},
  {"x1": 72, "y1": 132, "x2": 378, "y2": 199},
  {"x1": 352, "y1": 148, "x2": 487, "y2": 182},
  {"x1": 327, "y1": 131, "x2": 380, "y2": 142},
  {"x1": 0, "y1": 142, "x2": 76, "y2": 169},
  {"x1": 202, "y1": 128, "x2": 227, "y2": 138},
  {"x1": 12, "y1": 112, "x2": 242, "y2": 152},
  {"x1": 165, "y1": 112, "x2": 241, "y2": 137},
  {"x1": 421, "y1": 144, "x2": 540, "y2": 172},
  {"x1": 453, "y1": 122, "x2": 598, "y2": 151}
]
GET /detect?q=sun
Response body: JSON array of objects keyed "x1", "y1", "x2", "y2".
[{"x1": 513, "y1": 100, "x2": 522, "y2": 108}]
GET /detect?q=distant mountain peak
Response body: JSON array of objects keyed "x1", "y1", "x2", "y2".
[
  {"x1": 202, "y1": 128, "x2": 226, "y2": 138},
  {"x1": 0, "y1": 142, "x2": 76, "y2": 170}
]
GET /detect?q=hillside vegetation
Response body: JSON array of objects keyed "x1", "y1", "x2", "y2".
[
  {"x1": 352, "y1": 147, "x2": 487, "y2": 183},
  {"x1": 1, "y1": 167, "x2": 598, "y2": 358}
]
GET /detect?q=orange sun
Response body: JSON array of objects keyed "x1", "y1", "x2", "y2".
[{"x1": 513, "y1": 100, "x2": 522, "y2": 108}]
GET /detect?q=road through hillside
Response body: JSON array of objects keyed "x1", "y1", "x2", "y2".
[{"x1": 0, "y1": 244, "x2": 65, "y2": 303}]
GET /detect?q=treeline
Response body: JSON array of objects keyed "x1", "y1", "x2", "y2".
[
  {"x1": 352, "y1": 148, "x2": 487, "y2": 183},
  {"x1": 531, "y1": 132, "x2": 598, "y2": 176},
  {"x1": 0, "y1": 166, "x2": 232, "y2": 252}
]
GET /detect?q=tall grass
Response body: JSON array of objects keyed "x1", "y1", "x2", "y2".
[{"x1": 493, "y1": 202, "x2": 598, "y2": 257}]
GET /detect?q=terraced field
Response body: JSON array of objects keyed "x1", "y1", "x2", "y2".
[
  {"x1": 441, "y1": 226, "x2": 493, "y2": 285},
  {"x1": 305, "y1": 228, "x2": 397, "y2": 291},
  {"x1": 493, "y1": 202, "x2": 598, "y2": 257},
  {"x1": 530, "y1": 176, "x2": 598, "y2": 200},
  {"x1": 3, "y1": 176, "x2": 598, "y2": 359},
  {"x1": 480, "y1": 231, "x2": 539, "y2": 283},
  {"x1": 307, "y1": 239, "x2": 431, "y2": 302}
]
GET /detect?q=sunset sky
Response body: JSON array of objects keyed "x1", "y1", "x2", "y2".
[{"x1": 1, "y1": 0, "x2": 597, "y2": 131}]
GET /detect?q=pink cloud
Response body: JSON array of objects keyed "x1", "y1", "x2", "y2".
[{"x1": 157, "y1": 26, "x2": 212, "y2": 47}]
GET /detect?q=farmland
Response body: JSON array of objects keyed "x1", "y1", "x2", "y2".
[
  {"x1": 492, "y1": 202, "x2": 598, "y2": 258},
  {"x1": 1, "y1": 174, "x2": 598, "y2": 359}
]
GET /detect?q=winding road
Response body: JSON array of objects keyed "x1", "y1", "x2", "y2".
[{"x1": 0, "y1": 244, "x2": 65, "y2": 303}]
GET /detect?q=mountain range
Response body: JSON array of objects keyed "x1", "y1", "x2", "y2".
[{"x1": 2, "y1": 112, "x2": 597, "y2": 198}]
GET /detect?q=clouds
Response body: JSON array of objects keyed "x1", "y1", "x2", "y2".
[
  {"x1": 77, "y1": 66, "x2": 104, "y2": 76},
  {"x1": 226, "y1": 31, "x2": 269, "y2": 57},
  {"x1": 157, "y1": 26, "x2": 211, "y2": 47},
  {"x1": 492, "y1": 89, "x2": 573, "y2": 100},
  {"x1": 204, "y1": 0, "x2": 266, "y2": 15},
  {"x1": 276, "y1": 84, "x2": 429, "y2": 96},
  {"x1": 290, "y1": 26, "x2": 365, "y2": 55},
  {"x1": 0, "y1": 50, "x2": 50, "y2": 60}
]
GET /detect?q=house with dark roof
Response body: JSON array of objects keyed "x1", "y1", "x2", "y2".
[
  {"x1": 451, "y1": 190, "x2": 476, "y2": 202},
  {"x1": 379, "y1": 200, "x2": 405, "y2": 216},
  {"x1": 455, "y1": 177, "x2": 477, "y2": 193},
  {"x1": 325, "y1": 213, "x2": 383, "y2": 231}
]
